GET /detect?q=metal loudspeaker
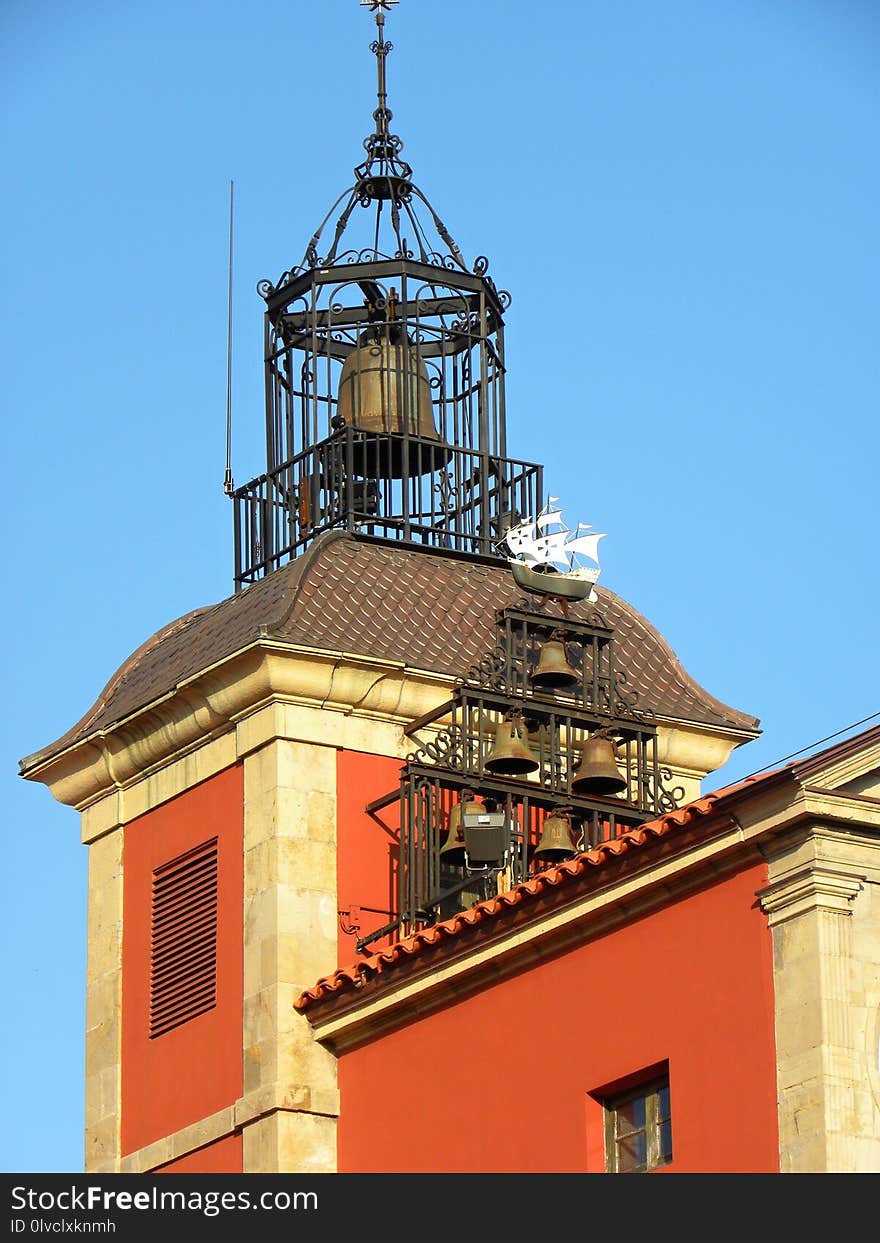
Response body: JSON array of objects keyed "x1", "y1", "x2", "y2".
[
  {"x1": 484, "y1": 713, "x2": 540, "y2": 776},
  {"x1": 461, "y1": 801, "x2": 509, "y2": 867},
  {"x1": 534, "y1": 809, "x2": 577, "y2": 864},
  {"x1": 439, "y1": 793, "x2": 482, "y2": 867},
  {"x1": 571, "y1": 734, "x2": 627, "y2": 797},
  {"x1": 532, "y1": 633, "x2": 580, "y2": 691}
]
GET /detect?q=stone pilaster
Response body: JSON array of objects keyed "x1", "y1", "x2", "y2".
[
  {"x1": 83, "y1": 826, "x2": 123, "y2": 1173},
  {"x1": 240, "y1": 738, "x2": 340, "y2": 1172},
  {"x1": 759, "y1": 825, "x2": 880, "y2": 1172}
]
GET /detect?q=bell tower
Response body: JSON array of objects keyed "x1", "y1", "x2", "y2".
[
  {"x1": 18, "y1": 0, "x2": 762, "y2": 1178},
  {"x1": 232, "y1": 0, "x2": 542, "y2": 588}
]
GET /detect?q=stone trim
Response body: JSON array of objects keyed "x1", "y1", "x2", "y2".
[
  {"x1": 84, "y1": 828, "x2": 123, "y2": 1173},
  {"x1": 116, "y1": 1084, "x2": 341, "y2": 1174},
  {"x1": 241, "y1": 738, "x2": 339, "y2": 1173},
  {"x1": 757, "y1": 867, "x2": 865, "y2": 926},
  {"x1": 759, "y1": 820, "x2": 880, "y2": 1172},
  {"x1": 26, "y1": 642, "x2": 751, "y2": 816}
]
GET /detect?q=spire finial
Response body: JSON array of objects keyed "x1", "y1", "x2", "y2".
[{"x1": 360, "y1": 0, "x2": 398, "y2": 142}]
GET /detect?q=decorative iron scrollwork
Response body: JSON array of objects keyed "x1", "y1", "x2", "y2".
[
  {"x1": 406, "y1": 724, "x2": 465, "y2": 770},
  {"x1": 642, "y1": 766, "x2": 684, "y2": 814},
  {"x1": 456, "y1": 646, "x2": 509, "y2": 692}
]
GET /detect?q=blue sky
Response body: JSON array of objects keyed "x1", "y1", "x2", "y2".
[{"x1": 3, "y1": 0, "x2": 878, "y2": 1172}]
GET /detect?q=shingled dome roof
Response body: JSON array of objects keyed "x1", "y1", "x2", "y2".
[{"x1": 21, "y1": 532, "x2": 759, "y2": 772}]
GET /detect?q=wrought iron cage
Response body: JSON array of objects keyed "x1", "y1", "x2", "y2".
[
  {"x1": 234, "y1": 259, "x2": 542, "y2": 587},
  {"x1": 360, "y1": 605, "x2": 684, "y2": 950}
]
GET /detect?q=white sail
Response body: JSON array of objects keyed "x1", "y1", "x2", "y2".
[
  {"x1": 536, "y1": 508, "x2": 565, "y2": 531},
  {"x1": 501, "y1": 523, "x2": 535, "y2": 553},
  {"x1": 565, "y1": 532, "x2": 605, "y2": 564}
]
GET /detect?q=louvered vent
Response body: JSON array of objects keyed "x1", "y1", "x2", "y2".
[{"x1": 149, "y1": 838, "x2": 218, "y2": 1038}]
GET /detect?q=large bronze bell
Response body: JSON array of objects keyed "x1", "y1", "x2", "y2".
[
  {"x1": 534, "y1": 810, "x2": 577, "y2": 863},
  {"x1": 484, "y1": 714, "x2": 540, "y2": 776},
  {"x1": 439, "y1": 793, "x2": 482, "y2": 867},
  {"x1": 571, "y1": 734, "x2": 627, "y2": 796},
  {"x1": 532, "y1": 633, "x2": 580, "y2": 691},
  {"x1": 335, "y1": 298, "x2": 452, "y2": 479}
]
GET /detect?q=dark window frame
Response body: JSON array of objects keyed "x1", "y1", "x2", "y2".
[{"x1": 603, "y1": 1073, "x2": 672, "y2": 1173}]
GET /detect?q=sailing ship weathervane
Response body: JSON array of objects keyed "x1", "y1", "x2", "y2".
[{"x1": 499, "y1": 499, "x2": 606, "y2": 605}]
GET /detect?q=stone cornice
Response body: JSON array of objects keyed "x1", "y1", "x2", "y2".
[
  {"x1": 22, "y1": 641, "x2": 449, "y2": 809},
  {"x1": 22, "y1": 639, "x2": 753, "y2": 813},
  {"x1": 757, "y1": 866, "x2": 866, "y2": 926}
]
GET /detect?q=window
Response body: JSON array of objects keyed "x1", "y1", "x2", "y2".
[
  {"x1": 603, "y1": 1074, "x2": 672, "y2": 1173},
  {"x1": 149, "y1": 838, "x2": 218, "y2": 1038}
]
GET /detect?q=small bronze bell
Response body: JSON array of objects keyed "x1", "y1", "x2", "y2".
[
  {"x1": 484, "y1": 714, "x2": 540, "y2": 776},
  {"x1": 439, "y1": 793, "x2": 482, "y2": 867},
  {"x1": 571, "y1": 734, "x2": 627, "y2": 796},
  {"x1": 532, "y1": 633, "x2": 580, "y2": 691},
  {"x1": 534, "y1": 810, "x2": 577, "y2": 863}
]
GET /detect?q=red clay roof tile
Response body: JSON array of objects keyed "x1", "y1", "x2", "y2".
[{"x1": 293, "y1": 775, "x2": 778, "y2": 1016}]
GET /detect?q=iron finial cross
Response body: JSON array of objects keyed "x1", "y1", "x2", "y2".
[{"x1": 360, "y1": 0, "x2": 398, "y2": 18}]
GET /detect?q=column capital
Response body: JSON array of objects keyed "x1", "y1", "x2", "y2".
[{"x1": 757, "y1": 865, "x2": 865, "y2": 926}]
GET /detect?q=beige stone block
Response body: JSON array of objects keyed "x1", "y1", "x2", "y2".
[
  {"x1": 85, "y1": 1113, "x2": 120, "y2": 1173},
  {"x1": 84, "y1": 1065, "x2": 119, "y2": 1130},
  {"x1": 852, "y1": 1084, "x2": 879, "y2": 1139},
  {"x1": 88, "y1": 878, "x2": 123, "y2": 942},
  {"x1": 245, "y1": 834, "x2": 336, "y2": 892},
  {"x1": 87, "y1": 926, "x2": 121, "y2": 978},
  {"x1": 243, "y1": 936, "x2": 263, "y2": 995},
  {"x1": 275, "y1": 932, "x2": 334, "y2": 990},
  {"x1": 243, "y1": 1108, "x2": 336, "y2": 1174},
  {"x1": 850, "y1": 1136, "x2": 880, "y2": 1173},
  {"x1": 275, "y1": 789, "x2": 337, "y2": 843},
  {"x1": 85, "y1": 1016, "x2": 120, "y2": 1080},
  {"x1": 277, "y1": 1029, "x2": 337, "y2": 1095},
  {"x1": 235, "y1": 1082, "x2": 340, "y2": 1130},
  {"x1": 243, "y1": 889, "x2": 278, "y2": 944},
  {"x1": 244, "y1": 840, "x2": 275, "y2": 892},
  {"x1": 242, "y1": 1114, "x2": 278, "y2": 1173},
  {"x1": 243, "y1": 986, "x2": 280, "y2": 1047},
  {"x1": 82, "y1": 796, "x2": 122, "y2": 844},
  {"x1": 274, "y1": 984, "x2": 312, "y2": 1037},
  {"x1": 793, "y1": 1099, "x2": 827, "y2": 1142},
  {"x1": 775, "y1": 1049, "x2": 824, "y2": 1092},
  {"x1": 88, "y1": 830, "x2": 123, "y2": 890},
  {"x1": 774, "y1": 915, "x2": 819, "y2": 966},
  {"x1": 774, "y1": 999, "x2": 823, "y2": 1055},
  {"x1": 244, "y1": 1041, "x2": 272, "y2": 1096},
  {"x1": 276, "y1": 1111, "x2": 336, "y2": 1174},
  {"x1": 276, "y1": 740, "x2": 337, "y2": 795},
  {"x1": 276, "y1": 883, "x2": 336, "y2": 932},
  {"x1": 85, "y1": 971, "x2": 120, "y2": 1035}
]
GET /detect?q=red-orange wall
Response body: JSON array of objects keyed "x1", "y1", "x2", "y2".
[
  {"x1": 155, "y1": 1134, "x2": 243, "y2": 1174},
  {"x1": 337, "y1": 750, "x2": 404, "y2": 960},
  {"x1": 337, "y1": 860, "x2": 778, "y2": 1173},
  {"x1": 121, "y1": 764, "x2": 244, "y2": 1156}
]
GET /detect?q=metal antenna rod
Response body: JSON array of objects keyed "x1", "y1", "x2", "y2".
[{"x1": 223, "y1": 179, "x2": 235, "y2": 497}]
